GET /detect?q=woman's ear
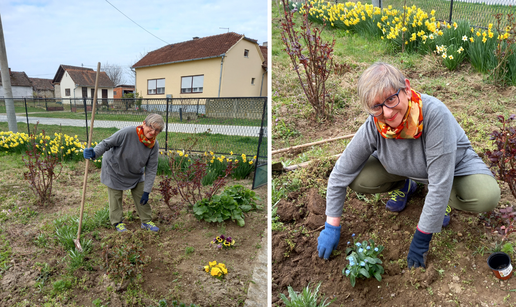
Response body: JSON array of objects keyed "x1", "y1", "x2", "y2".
[{"x1": 404, "y1": 78, "x2": 412, "y2": 98}]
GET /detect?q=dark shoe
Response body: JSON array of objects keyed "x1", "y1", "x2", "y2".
[
  {"x1": 386, "y1": 179, "x2": 417, "y2": 212},
  {"x1": 141, "y1": 221, "x2": 159, "y2": 232},
  {"x1": 443, "y1": 205, "x2": 451, "y2": 227},
  {"x1": 115, "y1": 223, "x2": 127, "y2": 232}
]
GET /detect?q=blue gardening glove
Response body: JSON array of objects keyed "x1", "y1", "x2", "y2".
[
  {"x1": 140, "y1": 192, "x2": 149, "y2": 205},
  {"x1": 407, "y1": 228, "x2": 433, "y2": 268},
  {"x1": 83, "y1": 148, "x2": 95, "y2": 160},
  {"x1": 317, "y1": 222, "x2": 341, "y2": 260}
]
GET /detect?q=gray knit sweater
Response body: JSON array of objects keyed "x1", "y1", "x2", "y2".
[
  {"x1": 93, "y1": 126, "x2": 159, "y2": 193},
  {"x1": 326, "y1": 94, "x2": 492, "y2": 233}
]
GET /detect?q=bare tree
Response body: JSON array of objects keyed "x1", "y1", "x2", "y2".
[{"x1": 102, "y1": 62, "x2": 124, "y2": 86}]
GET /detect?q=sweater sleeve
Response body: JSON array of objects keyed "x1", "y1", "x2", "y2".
[
  {"x1": 92, "y1": 128, "x2": 126, "y2": 158},
  {"x1": 143, "y1": 141, "x2": 159, "y2": 193},
  {"x1": 417, "y1": 102, "x2": 456, "y2": 233},
  {"x1": 326, "y1": 120, "x2": 377, "y2": 217}
]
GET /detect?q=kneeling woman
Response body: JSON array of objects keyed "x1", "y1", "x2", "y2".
[{"x1": 317, "y1": 62, "x2": 500, "y2": 268}]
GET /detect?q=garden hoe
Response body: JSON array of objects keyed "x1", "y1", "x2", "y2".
[{"x1": 74, "y1": 62, "x2": 101, "y2": 252}]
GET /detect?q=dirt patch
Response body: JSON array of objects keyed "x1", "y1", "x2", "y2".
[
  {"x1": 0, "y1": 158, "x2": 267, "y2": 307},
  {"x1": 272, "y1": 184, "x2": 516, "y2": 306}
]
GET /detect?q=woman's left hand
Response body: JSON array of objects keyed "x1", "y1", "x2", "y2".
[{"x1": 140, "y1": 192, "x2": 149, "y2": 205}]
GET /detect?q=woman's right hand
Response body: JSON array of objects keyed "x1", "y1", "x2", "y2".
[
  {"x1": 83, "y1": 148, "x2": 96, "y2": 160},
  {"x1": 317, "y1": 222, "x2": 342, "y2": 260}
]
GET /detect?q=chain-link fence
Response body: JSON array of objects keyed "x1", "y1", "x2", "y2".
[
  {"x1": 0, "y1": 97, "x2": 267, "y2": 157},
  {"x1": 378, "y1": 0, "x2": 515, "y2": 29},
  {"x1": 252, "y1": 98, "x2": 268, "y2": 189}
]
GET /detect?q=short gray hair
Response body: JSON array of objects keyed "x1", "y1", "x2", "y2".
[
  {"x1": 144, "y1": 114, "x2": 164, "y2": 132},
  {"x1": 357, "y1": 62, "x2": 407, "y2": 113}
]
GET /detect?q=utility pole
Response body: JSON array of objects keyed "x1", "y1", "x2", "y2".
[{"x1": 0, "y1": 14, "x2": 17, "y2": 133}]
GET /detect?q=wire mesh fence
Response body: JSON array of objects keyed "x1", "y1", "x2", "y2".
[
  {"x1": 252, "y1": 97, "x2": 268, "y2": 189},
  {"x1": 377, "y1": 0, "x2": 515, "y2": 29},
  {"x1": 0, "y1": 97, "x2": 267, "y2": 157}
]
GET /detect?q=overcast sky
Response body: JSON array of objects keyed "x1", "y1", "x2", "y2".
[{"x1": 1, "y1": 0, "x2": 268, "y2": 84}]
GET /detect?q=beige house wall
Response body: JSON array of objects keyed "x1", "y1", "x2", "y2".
[
  {"x1": 220, "y1": 40, "x2": 265, "y2": 97},
  {"x1": 135, "y1": 58, "x2": 221, "y2": 99},
  {"x1": 135, "y1": 39, "x2": 267, "y2": 99}
]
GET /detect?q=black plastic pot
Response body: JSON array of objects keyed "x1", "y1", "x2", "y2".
[{"x1": 487, "y1": 252, "x2": 513, "y2": 280}]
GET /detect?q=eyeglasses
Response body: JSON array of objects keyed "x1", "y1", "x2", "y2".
[
  {"x1": 146, "y1": 124, "x2": 161, "y2": 133},
  {"x1": 369, "y1": 88, "x2": 402, "y2": 117}
]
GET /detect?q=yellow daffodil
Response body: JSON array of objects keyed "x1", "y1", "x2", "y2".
[
  {"x1": 209, "y1": 261, "x2": 217, "y2": 267},
  {"x1": 204, "y1": 266, "x2": 210, "y2": 272}
]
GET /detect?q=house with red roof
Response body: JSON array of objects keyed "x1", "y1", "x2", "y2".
[
  {"x1": 0, "y1": 69, "x2": 33, "y2": 98},
  {"x1": 52, "y1": 65, "x2": 115, "y2": 102},
  {"x1": 132, "y1": 32, "x2": 267, "y2": 98}
]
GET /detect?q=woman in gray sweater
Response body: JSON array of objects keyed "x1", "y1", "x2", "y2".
[
  {"x1": 317, "y1": 62, "x2": 500, "y2": 268},
  {"x1": 83, "y1": 114, "x2": 163, "y2": 232}
]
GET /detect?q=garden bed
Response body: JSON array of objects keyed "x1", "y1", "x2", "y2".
[
  {"x1": 0, "y1": 155, "x2": 267, "y2": 306},
  {"x1": 272, "y1": 2, "x2": 516, "y2": 305}
]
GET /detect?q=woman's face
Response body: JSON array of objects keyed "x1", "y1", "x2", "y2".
[
  {"x1": 142, "y1": 121, "x2": 161, "y2": 139},
  {"x1": 373, "y1": 79, "x2": 412, "y2": 128}
]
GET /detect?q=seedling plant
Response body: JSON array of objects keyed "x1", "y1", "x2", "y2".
[{"x1": 343, "y1": 234, "x2": 385, "y2": 287}]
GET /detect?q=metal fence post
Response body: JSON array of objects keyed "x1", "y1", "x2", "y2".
[
  {"x1": 165, "y1": 97, "x2": 170, "y2": 152},
  {"x1": 179, "y1": 107, "x2": 183, "y2": 122},
  {"x1": 449, "y1": 0, "x2": 454, "y2": 24},
  {"x1": 83, "y1": 98, "x2": 89, "y2": 144},
  {"x1": 24, "y1": 98, "x2": 30, "y2": 135}
]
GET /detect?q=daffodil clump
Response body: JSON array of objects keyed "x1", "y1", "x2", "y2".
[
  {"x1": 300, "y1": 0, "x2": 383, "y2": 37},
  {"x1": 468, "y1": 23, "x2": 501, "y2": 74},
  {"x1": 210, "y1": 234, "x2": 236, "y2": 249},
  {"x1": 0, "y1": 131, "x2": 85, "y2": 161},
  {"x1": 343, "y1": 234, "x2": 385, "y2": 287},
  {"x1": 204, "y1": 261, "x2": 228, "y2": 279}
]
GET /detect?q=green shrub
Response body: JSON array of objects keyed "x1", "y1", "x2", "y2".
[{"x1": 193, "y1": 185, "x2": 262, "y2": 226}]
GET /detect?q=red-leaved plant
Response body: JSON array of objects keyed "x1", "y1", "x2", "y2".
[
  {"x1": 483, "y1": 114, "x2": 516, "y2": 240},
  {"x1": 158, "y1": 155, "x2": 235, "y2": 220},
  {"x1": 22, "y1": 124, "x2": 62, "y2": 205},
  {"x1": 280, "y1": 0, "x2": 336, "y2": 120}
]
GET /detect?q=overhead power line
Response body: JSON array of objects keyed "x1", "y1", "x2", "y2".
[{"x1": 105, "y1": 0, "x2": 169, "y2": 45}]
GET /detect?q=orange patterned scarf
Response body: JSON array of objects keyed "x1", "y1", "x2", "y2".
[
  {"x1": 136, "y1": 124, "x2": 156, "y2": 148},
  {"x1": 374, "y1": 89, "x2": 423, "y2": 139}
]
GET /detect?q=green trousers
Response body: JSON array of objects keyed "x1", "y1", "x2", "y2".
[
  {"x1": 348, "y1": 156, "x2": 500, "y2": 213},
  {"x1": 107, "y1": 181, "x2": 152, "y2": 225}
]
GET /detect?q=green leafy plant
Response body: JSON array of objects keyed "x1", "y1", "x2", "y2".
[
  {"x1": 193, "y1": 185, "x2": 262, "y2": 226},
  {"x1": 343, "y1": 234, "x2": 385, "y2": 287},
  {"x1": 185, "y1": 246, "x2": 195, "y2": 255},
  {"x1": 279, "y1": 282, "x2": 334, "y2": 307}
]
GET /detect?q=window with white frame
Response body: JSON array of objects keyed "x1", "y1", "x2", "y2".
[
  {"x1": 181, "y1": 75, "x2": 204, "y2": 93},
  {"x1": 244, "y1": 49, "x2": 249, "y2": 57},
  {"x1": 147, "y1": 78, "x2": 165, "y2": 95}
]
